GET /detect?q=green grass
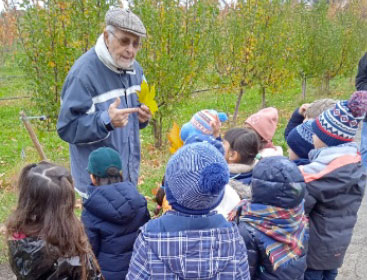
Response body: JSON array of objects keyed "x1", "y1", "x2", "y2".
[{"x1": 0, "y1": 60, "x2": 356, "y2": 263}]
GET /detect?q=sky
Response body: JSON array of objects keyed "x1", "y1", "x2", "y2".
[{"x1": 0, "y1": 1, "x2": 4, "y2": 12}]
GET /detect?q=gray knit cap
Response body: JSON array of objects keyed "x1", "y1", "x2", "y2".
[{"x1": 105, "y1": 8, "x2": 146, "y2": 38}]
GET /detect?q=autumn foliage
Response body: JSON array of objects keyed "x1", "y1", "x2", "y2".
[{"x1": 6, "y1": 0, "x2": 367, "y2": 146}]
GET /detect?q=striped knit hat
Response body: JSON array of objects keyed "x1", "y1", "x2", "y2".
[
  {"x1": 180, "y1": 109, "x2": 228, "y2": 142},
  {"x1": 164, "y1": 142, "x2": 229, "y2": 215},
  {"x1": 312, "y1": 91, "x2": 367, "y2": 146}
]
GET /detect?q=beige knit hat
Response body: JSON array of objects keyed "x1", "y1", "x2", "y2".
[{"x1": 105, "y1": 8, "x2": 146, "y2": 38}]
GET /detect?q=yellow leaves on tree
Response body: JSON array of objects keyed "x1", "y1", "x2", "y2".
[
  {"x1": 137, "y1": 81, "x2": 158, "y2": 116},
  {"x1": 167, "y1": 122, "x2": 183, "y2": 155}
]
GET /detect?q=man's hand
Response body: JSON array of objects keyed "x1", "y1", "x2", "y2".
[
  {"x1": 138, "y1": 104, "x2": 152, "y2": 123},
  {"x1": 108, "y1": 98, "x2": 139, "y2": 128}
]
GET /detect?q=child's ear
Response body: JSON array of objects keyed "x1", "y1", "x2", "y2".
[
  {"x1": 90, "y1": 174, "x2": 97, "y2": 186},
  {"x1": 229, "y1": 150, "x2": 241, "y2": 163}
]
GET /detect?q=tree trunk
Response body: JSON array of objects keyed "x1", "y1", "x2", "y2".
[
  {"x1": 261, "y1": 86, "x2": 266, "y2": 108},
  {"x1": 232, "y1": 87, "x2": 244, "y2": 126},
  {"x1": 321, "y1": 73, "x2": 331, "y2": 95},
  {"x1": 302, "y1": 74, "x2": 307, "y2": 100},
  {"x1": 152, "y1": 115, "x2": 163, "y2": 148}
]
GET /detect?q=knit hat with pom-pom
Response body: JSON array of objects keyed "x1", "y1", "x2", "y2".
[
  {"x1": 180, "y1": 109, "x2": 228, "y2": 142},
  {"x1": 312, "y1": 91, "x2": 367, "y2": 147},
  {"x1": 164, "y1": 142, "x2": 229, "y2": 215}
]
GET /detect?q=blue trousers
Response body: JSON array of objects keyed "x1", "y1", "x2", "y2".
[
  {"x1": 304, "y1": 268, "x2": 338, "y2": 280},
  {"x1": 361, "y1": 121, "x2": 367, "y2": 168}
]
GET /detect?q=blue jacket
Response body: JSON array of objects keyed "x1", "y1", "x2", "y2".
[
  {"x1": 237, "y1": 157, "x2": 308, "y2": 280},
  {"x1": 57, "y1": 45, "x2": 147, "y2": 196},
  {"x1": 301, "y1": 143, "x2": 366, "y2": 270},
  {"x1": 82, "y1": 182, "x2": 150, "y2": 280},
  {"x1": 126, "y1": 211, "x2": 250, "y2": 279}
]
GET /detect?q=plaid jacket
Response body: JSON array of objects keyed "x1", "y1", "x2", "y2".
[{"x1": 126, "y1": 220, "x2": 250, "y2": 279}]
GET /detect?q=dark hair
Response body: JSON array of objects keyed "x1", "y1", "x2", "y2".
[
  {"x1": 93, "y1": 167, "x2": 123, "y2": 186},
  {"x1": 6, "y1": 161, "x2": 100, "y2": 279},
  {"x1": 153, "y1": 176, "x2": 166, "y2": 216},
  {"x1": 224, "y1": 128, "x2": 260, "y2": 165}
]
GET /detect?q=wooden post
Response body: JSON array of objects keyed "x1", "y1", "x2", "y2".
[{"x1": 20, "y1": 111, "x2": 47, "y2": 161}]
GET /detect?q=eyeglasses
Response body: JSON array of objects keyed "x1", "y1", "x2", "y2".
[{"x1": 108, "y1": 31, "x2": 142, "y2": 49}]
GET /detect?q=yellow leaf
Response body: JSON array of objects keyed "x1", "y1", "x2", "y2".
[
  {"x1": 167, "y1": 122, "x2": 183, "y2": 154},
  {"x1": 137, "y1": 81, "x2": 158, "y2": 116}
]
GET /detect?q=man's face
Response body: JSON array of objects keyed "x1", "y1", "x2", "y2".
[{"x1": 104, "y1": 29, "x2": 141, "y2": 69}]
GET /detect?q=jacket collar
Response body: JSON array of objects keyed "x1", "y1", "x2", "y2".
[
  {"x1": 228, "y1": 163, "x2": 255, "y2": 174},
  {"x1": 95, "y1": 34, "x2": 136, "y2": 74}
]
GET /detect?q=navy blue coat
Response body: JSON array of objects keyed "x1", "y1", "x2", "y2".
[
  {"x1": 237, "y1": 156, "x2": 308, "y2": 280},
  {"x1": 302, "y1": 143, "x2": 366, "y2": 270},
  {"x1": 82, "y1": 182, "x2": 150, "y2": 280}
]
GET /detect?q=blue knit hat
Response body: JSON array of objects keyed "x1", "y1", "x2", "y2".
[
  {"x1": 286, "y1": 120, "x2": 314, "y2": 159},
  {"x1": 312, "y1": 91, "x2": 367, "y2": 147},
  {"x1": 180, "y1": 109, "x2": 228, "y2": 142},
  {"x1": 164, "y1": 142, "x2": 229, "y2": 215}
]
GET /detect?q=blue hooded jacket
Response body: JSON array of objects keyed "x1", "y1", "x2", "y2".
[
  {"x1": 301, "y1": 143, "x2": 366, "y2": 270},
  {"x1": 81, "y1": 182, "x2": 150, "y2": 280},
  {"x1": 237, "y1": 156, "x2": 308, "y2": 280}
]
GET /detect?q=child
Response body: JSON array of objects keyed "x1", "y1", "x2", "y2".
[
  {"x1": 286, "y1": 120, "x2": 313, "y2": 165},
  {"x1": 233, "y1": 156, "x2": 308, "y2": 280},
  {"x1": 126, "y1": 143, "x2": 250, "y2": 279},
  {"x1": 6, "y1": 161, "x2": 102, "y2": 280},
  {"x1": 284, "y1": 99, "x2": 337, "y2": 140},
  {"x1": 82, "y1": 147, "x2": 150, "y2": 280},
  {"x1": 301, "y1": 91, "x2": 367, "y2": 280},
  {"x1": 244, "y1": 107, "x2": 283, "y2": 157},
  {"x1": 180, "y1": 109, "x2": 228, "y2": 142},
  {"x1": 223, "y1": 127, "x2": 260, "y2": 199}
]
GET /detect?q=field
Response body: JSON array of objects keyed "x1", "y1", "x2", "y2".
[{"x1": 0, "y1": 59, "x2": 356, "y2": 262}]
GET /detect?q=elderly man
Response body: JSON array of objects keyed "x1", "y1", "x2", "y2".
[{"x1": 57, "y1": 8, "x2": 151, "y2": 197}]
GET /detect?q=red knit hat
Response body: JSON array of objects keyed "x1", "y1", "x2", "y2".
[{"x1": 245, "y1": 107, "x2": 278, "y2": 144}]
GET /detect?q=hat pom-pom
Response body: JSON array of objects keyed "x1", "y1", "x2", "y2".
[
  {"x1": 199, "y1": 163, "x2": 228, "y2": 195},
  {"x1": 348, "y1": 91, "x2": 367, "y2": 117}
]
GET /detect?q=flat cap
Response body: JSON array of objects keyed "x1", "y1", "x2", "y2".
[{"x1": 105, "y1": 8, "x2": 146, "y2": 37}]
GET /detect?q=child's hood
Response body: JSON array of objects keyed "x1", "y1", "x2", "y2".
[
  {"x1": 83, "y1": 182, "x2": 147, "y2": 224},
  {"x1": 141, "y1": 226, "x2": 244, "y2": 278},
  {"x1": 303, "y1": 142, "x2": 360, "y2": 175}
]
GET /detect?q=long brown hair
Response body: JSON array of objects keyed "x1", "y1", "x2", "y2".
[{"x1": 6, "y1": 161, "x2": 100, "y2": 279}]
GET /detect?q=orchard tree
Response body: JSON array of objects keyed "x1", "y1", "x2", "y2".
[
  {"x1": 133, "y1": 0, "x2": 219, "y2": 147},
  {"x1": 13, "y1": 0, "x2": 117, "y2": 123},
  {"x1": 212, "y1": 0, "x2": 295, "y2": 124}
]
